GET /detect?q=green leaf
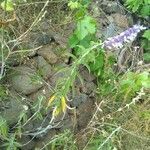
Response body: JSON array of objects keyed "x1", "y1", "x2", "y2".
[
  {"x1": 138, "y1": 72, "x2": 150, "y2": 88},
  {"x1": 1, "y1": 0, "x2": 14, "y2": 12},
  {"x1": 75, "y1": 15, "x2": 96, "y2": 40},
  {"x1": 144, "y1": 0, "x2": 150, "y2": 5},
  {"x1": 0, "y1": 85, "x2": 7, "y2": 98},
  {"x1": 138, "y1": 71, "x2": 149, "y2": 81},
  {"x1": 68, "y1": 34, "x2": 79, "y2": 48},
  {"x1": 142, "y1": 79, "x2": 150, "y2": 88},
  {"x1": 140, "y1": 111, "x2": 150, "y2": 119},
  {"x1": 125, "y1": 0, "x2": 143, "y2": 13},
  {"x1": 68, "y1": 1, "x2": 80, "y2": 10},
  {"x1": 143, "y1": 53, "x2": 150, "y2": 62},
  {"x1": 80, "y1": 0, "x2": 91, "y2": 6},
  {"x1": 0, "y1": 116, "x2": 8, "y2": 138},
  {"x1": 132, "y1": 0, "x2": 140, "y2": 12},
  {"x1": 140, "y1": 5, "x2": 150, "y2": 17},
  {"x1": 85, "y1": 51, "x2": 96, "y2": 63},
  {"x1": 143, "y1": 30, "x2": 150, "y2": 41},
  {"x1": 89, "y1": 52, "x2": 104, "y2": 76},
  {"x1": 75, "y1": 8, "x2": 86, "y2": 20},
  {"x1": 78, "y1": 34, "x2": 95, "y2": 48}
]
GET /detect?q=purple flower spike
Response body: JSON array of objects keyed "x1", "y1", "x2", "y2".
[{"x1": 103, "y1": 25, "x2": 146, "y2": 50}]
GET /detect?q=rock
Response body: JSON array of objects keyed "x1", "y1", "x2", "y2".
[
  {"x1": 6, "y1": 53, "x2": 22, "y2": 66},
  {"x1": 102, "y1": 22, "x2": 119, "y2": 39},
  {"x1": 23, "y1": 121, "x2": 34, "y2": 133},
  {"x1": 70, "y1": 93, "x2": 88, "y2": 107},
  {"x1": 50, "y1": 67, "x2": 69, "y2": 87},
  {"x1": 84, "y1": 81, "x2": 96, "y2": 95},
  {"x1": 24, "y1": 56, "x2": 52, "y2": 79},
  {"x1": 38, "y1": 20, "x2": 51, "y2": 31},
  {"x1": 30, "y1": 30, "x2": 67, "y2": 48},
  {"x1": 77, "y1": 98, "x2": 95, "y2": 130},
  {"x1": 21, "y1": 33, "x2": 39, "y2": 57},
  {"x1": 60, "y1": 116, "x2": 77, "y2": 132},
  {"x1": 76, "y1": 132, "x2": 88, "y2": 150},
  {"x1": 74, "y1": 78, "x2": 96, "y2": 95},
  {"x1": 52, "y1": 33, "x2": 68, "y2": 48},
  {"x1": 38, "y1": 45, "x2": 58, "y2": 64},
  {"x1": 34, "y1": 56, "x2": 52, "y2": 79},
  {"x1": 19, "y1": 135, "x2": 35, "y2": 150},
  {"x1": 100, "y1": 1, "x2": 123, "y2": 14},
  {"x1": 36, "y1": 34, "x2": 53, "y2": 46},
  {"x1": 0, "y1": 91, "x2": 27, "y2": 125},
  {"x1": 29, "y1": 84, "x2": 53, "y2": 102},
  {"x1": 24, "y1": 58, "x2": 37, "y2": 70},
  {"x1": 91, "y1": 2, "x2": 101, "y2": 17},
  {"x1": 80, "y1": 67, "x2": 96, "y2": 82},
  {"x1": 35, "y1": 129, "x2": 56, "y2": 149},
  {"x1": 9, "y1": 66, "x2": 44, "y2": 95},
  {"x1": 111, "y1": 13, "x2": 129, "y2": 28}
]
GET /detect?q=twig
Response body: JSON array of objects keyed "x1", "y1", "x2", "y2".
[{"x1": 7, "y1": 0, "x2": 49, "y2": 44}]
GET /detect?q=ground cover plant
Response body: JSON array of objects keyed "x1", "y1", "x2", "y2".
[{"x1": 0, "y1": 0, "x2": 150, "y2": 149}]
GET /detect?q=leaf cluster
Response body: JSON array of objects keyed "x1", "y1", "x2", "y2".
[
  {"x1": 118, "y1": 71, "x2": 150, "y2": 100},
  {"x1": 125, "y1": 0, "x2": 150, "y2": 17},
  {"x1": 68, "y1": 1, "x2": 104, "y2": 76},
  {"x1": 142, "y1": 29, "x2": 150, "y2": 62}
]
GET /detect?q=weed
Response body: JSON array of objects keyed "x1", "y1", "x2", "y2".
[
  {"x1": 0, "y1": 116, "x2": 8, "y2": 139},
  {"x1": 125, "y1": 0, "x2": 150, "y2": 17},
  {"x1": 124, "y1": 0, "x2": 150, "y2": 63},
  {"x1": 0, "y1": 0, "x2": 149, "y2": 149},
  {"x1": 2, "y1": 134, "x2": 21, "y2": 150}
]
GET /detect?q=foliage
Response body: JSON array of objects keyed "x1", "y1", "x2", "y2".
[
  {"x1": 0, "y1": 116, "x2": 8, "y2": 138},
  {"x1": 2, "y1": 134, "x2": 21, "y2": 150},
  {"x1": 37, "y1": 130, "x2": 77, "y2": 150},
  {"x1": 1, "y1": 0, "x2": 14, "y2": 12},
  {"x1": 125, "y1": 0, "x2": 150, "y2": 17},
  {"x1": 97, "y1": 55, "x2": 117, "y2": 96},
  {"x1": 0, "y1": 85, "x2": 7, "y2": 99},
  {"x1": 47, "y1": 95, "x2": 67, "y2": 117},
  {"x1": 68, "y1": 0, "x2": 104, "y2": 76},
  {"x1": 125, "y1": 0, "x2": 150, "y2": 62},
  {"x1": 118, "y1": 71, "x2": 150, "y2": 100},
  {"x1": 49, "y1": 130, "x2": 77, "y2": 150},
  {"x1": 68, "y1": 1, "x2": 80, "y2": 10},
  {"x1": 142, "y1": 29, "x2": 150, "y2": 62},
  {"x1": 0, "y1": 117, "x2": 21, "y2": 149},
  {"x1": 143, "y1": 29, "x2": 150, "y2": 41},
  {"x1": 86, "y1": 132, "x2": 117, "y2": 150},
  {"x1": 47, "y1": 0, "x2": 104, "y2": 117},
  {"x1": 0, "y1": 0, "x2": 26, "y2": 11}
]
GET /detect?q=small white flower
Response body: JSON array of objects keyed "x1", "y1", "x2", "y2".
[
  {"x1": 23, "y1": 105, "x2": 28, "y2": 111},
  {"x1": 137, "y1": 61, "x2": 143, "y2": 65}
]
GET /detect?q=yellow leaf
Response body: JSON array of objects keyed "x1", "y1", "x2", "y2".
[
  {"x1": 53, "y1": 107, "x2": 61, "y2": 117},
  {"x1": 61, "y1": 96, "x2": 67, "y2": 113},
  {"x1": 47, "y1": 95, "x2": 55, "y2": 107}
]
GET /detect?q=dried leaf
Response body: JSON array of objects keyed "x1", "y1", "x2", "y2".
[
  {"x1": 61, "y1": 96, "x2": 67, "y2": 113},
  {"x1": 47, "y1": 95, "x2": 55, "y2": 107},
  {"x1": 52, "y1": 107, "x2": 61, "y2": 117}
]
